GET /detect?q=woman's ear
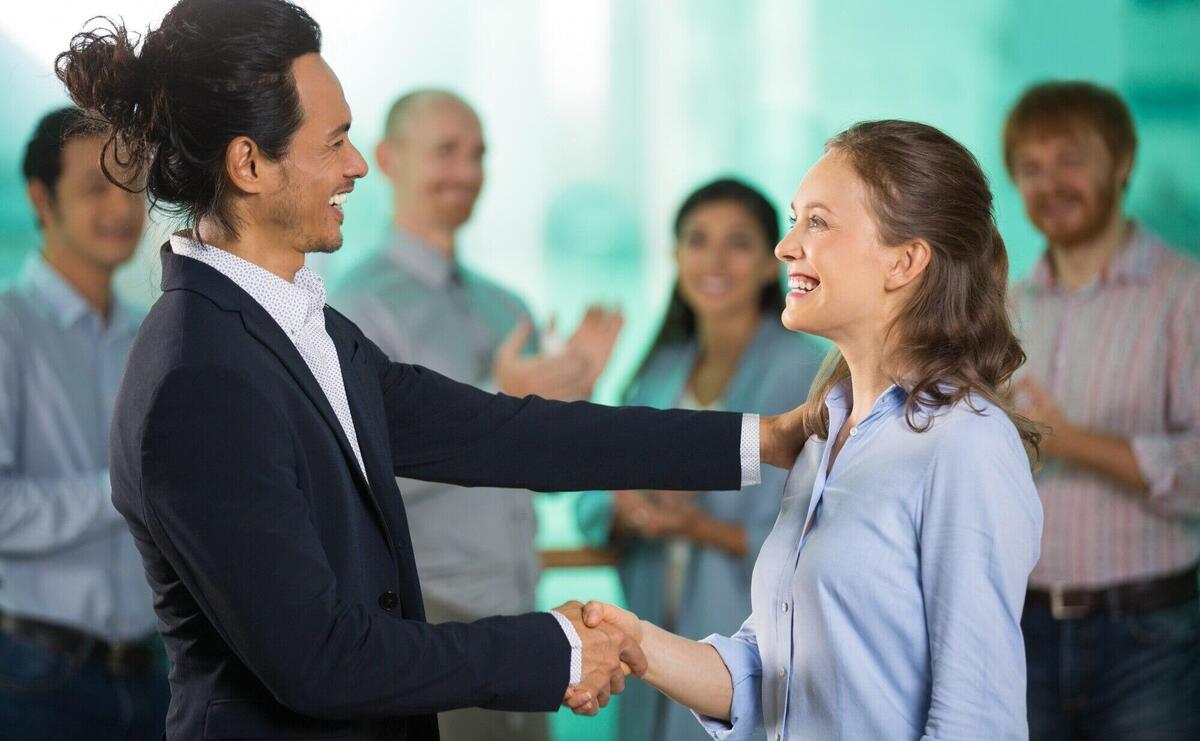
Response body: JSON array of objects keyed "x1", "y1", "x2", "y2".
[{"x1": 884, "y1": 238, "x2": 932, "y2": 291}]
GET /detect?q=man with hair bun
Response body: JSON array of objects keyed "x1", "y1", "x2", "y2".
[
  {"x1": 0, "y1": 107, "x2": 164, "y2": 740},
  {"x1": 55, "y1": 1, "x2": 809, "y2": 739},
  {"x1": 1005, "y1": 80, "x2": 1200, "y2": 739}
]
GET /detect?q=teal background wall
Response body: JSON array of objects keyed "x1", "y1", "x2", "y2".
[{"x1": 2, "y1": 2, "x2": 1198, "y2": 739}]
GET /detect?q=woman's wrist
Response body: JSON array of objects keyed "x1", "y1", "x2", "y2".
[{"x1": 639, "y1": 619, "x2": 666, "y2": 686}]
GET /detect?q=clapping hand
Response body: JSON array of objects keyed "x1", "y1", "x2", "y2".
[
  {"x1": 559, "y1": 600, "x2": 645, "y2": 715},
  {"x1": 493, "y1": 307, "x2": 622, "y2": 402},
  {"x1": 553, "y1": 600, "x2": 646, "y2": 716},
  {"x1": 612, "y1": 490, "x2": 701, "y2": 539}
]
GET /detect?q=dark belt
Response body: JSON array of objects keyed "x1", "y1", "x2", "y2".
[
  {"x1": 1027, "y1": 565, "x2": 1199, "y2": 620},
  {"x1": 0, "y1": 612, "x2": 156, "y2": 676}
]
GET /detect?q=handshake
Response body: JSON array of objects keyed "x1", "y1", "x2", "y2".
[{"x1": 552, "y1": 599, "x2": 643, "y2": 716}]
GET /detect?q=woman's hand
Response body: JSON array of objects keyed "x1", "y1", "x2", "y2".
[
  {"x1": 562, "y1": 601, "x2": 645, "y2": 715},
  {"x1": 571, "y1": 599, "x2": 737, "y2": 721}
]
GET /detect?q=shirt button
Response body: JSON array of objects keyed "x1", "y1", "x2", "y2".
[
  {"x1": 849, "y1": 427, "x2": 858, "y2": 437},
  {"x1": 781, "y1": 602, "x2": 789, "y2": 613},
  {"x1": 777, "y1": 667, "x2": 786, "y2": 679},
  {"x1": 378, "y1": 591, "x2": 399, "y2": 611}
]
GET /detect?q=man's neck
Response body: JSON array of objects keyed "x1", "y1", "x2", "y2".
[
  {"x1": 197, "y1": 221, "x2": 303, "y2": 282},
  {"x1": 392, "y1": 210, "x2": 457, "y2": 259},
  {"x1": 41, "y1": 238, "x2": 114, "y2": 322},
  {"x1": 1048, "y1": 211, "x2": 1131, "y2": 291}
]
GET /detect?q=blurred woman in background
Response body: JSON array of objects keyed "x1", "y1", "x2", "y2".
[{"x1": 575, "y1": 177, "x2": 823, "y2": 741}]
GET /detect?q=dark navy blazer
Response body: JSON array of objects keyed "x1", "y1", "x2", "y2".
[{"x1": 109, "y1": 247, "x2": 743, "y2": 740}]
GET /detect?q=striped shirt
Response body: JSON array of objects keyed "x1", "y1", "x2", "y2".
[{"x1": 1010, "y1": 224, "x2": 1200, "y2": 589}]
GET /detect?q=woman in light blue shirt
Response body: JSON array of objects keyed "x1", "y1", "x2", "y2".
[
  {"x1": 569, "y1": 121, "x2": 1044, "y2": 740},
  {"x1": 575, "y1": 179, "x2": 823, "y2": 741}
]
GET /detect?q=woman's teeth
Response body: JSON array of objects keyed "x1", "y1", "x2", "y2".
[
  {"x1": 698, "y1": 276, "x2": 731, "y2": 294},
  {"x1": 788, "y1": 276, "x2": 819, "y2": 293}
]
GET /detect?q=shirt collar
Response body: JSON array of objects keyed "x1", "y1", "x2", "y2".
[
  {"x1": 1029, "y1": 221, "x2": 1157, "y2": 293},
  {"x1": 825, "y1": 380, "x2": 908, "y2": 421},
  {"x1": 385, "y1": 227, "x2": 457, "y2": 288},
  {"x1": 21, "y1": 252, "x2": 139, "y2": 335},
  {"x1": 169, "y1": 232, "x2": 326, "y2": 338}
]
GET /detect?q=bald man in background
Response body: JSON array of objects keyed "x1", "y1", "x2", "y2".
[{"x1": 330, "y1": 90, "x2": 621, "y2": 741}]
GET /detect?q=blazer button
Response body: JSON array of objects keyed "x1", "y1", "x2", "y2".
[{"x1": 378, "y1": 591, "x2": 399, "y2": 611}]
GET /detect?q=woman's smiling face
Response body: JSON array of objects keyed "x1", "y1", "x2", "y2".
[{"x1": 775, "y1": 150, "x2": 895, "y2": 344}]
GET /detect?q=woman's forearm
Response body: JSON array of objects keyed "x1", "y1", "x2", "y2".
[{"x1": 640, "y1": 620, "x2": 734, "y2": 720}]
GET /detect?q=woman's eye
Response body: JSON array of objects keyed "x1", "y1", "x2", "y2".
[{"x1": 808, "y1": 216, "x2": 826, "y2": 230}]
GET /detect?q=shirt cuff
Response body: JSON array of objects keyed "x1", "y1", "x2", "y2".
[
  {"x1": 1130, "y1": 433, "x2": 1182, "y2": 499},
  {"x1": 693, "y1": 633, "x2": 764, "y2": 740},
  {"x1": 739, "y1": 414, "x2": 761, "y2": 487},
  {"x1": 549, "y1": 610, "x2": 582, "y2": 686}
]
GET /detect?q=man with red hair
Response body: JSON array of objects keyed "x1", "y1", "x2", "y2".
[{"x1": 1006, "y1": 80, "x2": 1200, "y2": 740}]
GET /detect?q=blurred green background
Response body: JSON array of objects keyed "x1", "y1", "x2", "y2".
[{"x1": 2, "y1": 1, "x2": 1198, "y2": 739}]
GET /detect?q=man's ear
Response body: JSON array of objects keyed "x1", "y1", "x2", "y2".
[
  {"x1": 883, "y1": 238, "x2": 932, "y2": 291},
  {"x1": 1116, "y1": 152, "x2": 1134, "y2": 191},
  {"x1": 225, "y1": 136, "x2": 272, "y2": 195},
  {"x1": 26, "y1": 179, "x2": 55, "y2": 230},
  {"x1": 375, "y1": 139, "x2": 396, "y2": 181}
]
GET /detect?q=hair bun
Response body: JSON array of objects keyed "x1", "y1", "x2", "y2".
[{"x1": 55, "y1": 18, "x2": 154, "y2": 166}]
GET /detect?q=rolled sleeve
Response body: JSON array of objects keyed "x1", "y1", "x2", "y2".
[
  {"x1": 1131, "y1": 433, "x2": 1200, "y2": 516},
  {"x1": 740, "y1": 414, "x2": 761, "y2": 487},
  {"x1": 1132, "y1": 270, "x2": 1200, "y2": 517},
  {"x1": 694, "y1": 619, "x2": 763, "y2": 740}
]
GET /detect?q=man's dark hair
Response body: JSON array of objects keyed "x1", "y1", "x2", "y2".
[
  {"x1": 22, "y1": 106, "x2": 91, "y2": 191},
  {"x1": 55, "y1": 0, "x2": 322, "y2": 238},
  {"x1": 22, "y1": 106, "x2": 97, "y2": 229}
]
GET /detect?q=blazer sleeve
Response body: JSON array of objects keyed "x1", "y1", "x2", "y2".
[
  {"x1": 140, "y1": 364, "x2": 571, "y2": 719},
  {"x1": 362, "y1": 335, "x2": 745, "y2": 493}
]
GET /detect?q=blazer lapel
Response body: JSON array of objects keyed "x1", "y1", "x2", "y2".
[{"x1": 237, "y1": 306, "x2": 375, "y2": 495}]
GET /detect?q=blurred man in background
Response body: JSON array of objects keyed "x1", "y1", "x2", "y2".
[
  {"x1": 0, "y1": 107, "x2": 165, "y2": 740},
  {"x1": 331, "y1": 89, "x2": 621, "y2": 741},
  {"x1": 1006, "y1": 81, "x2": 1200, "y2": 740}
]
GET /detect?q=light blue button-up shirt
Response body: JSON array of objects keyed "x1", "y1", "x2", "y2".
[
  {"x1": 698, "y1": 383, "x2": 1042, "y2": 741},
  {"x1": 0, "y1": 254, "x2": 154, "y2": 640}
]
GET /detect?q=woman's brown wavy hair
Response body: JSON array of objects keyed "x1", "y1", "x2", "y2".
[{"x1": 799, "y1": 120, "x2": 1041, "y2": 460}]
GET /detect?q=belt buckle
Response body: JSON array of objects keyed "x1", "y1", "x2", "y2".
[
  {"x1": 106, "y1": 641, "x2": 131, "y2": 676},
  {"x1": 1050, "y1": 584, "x2": 1090, "y2": 620}
]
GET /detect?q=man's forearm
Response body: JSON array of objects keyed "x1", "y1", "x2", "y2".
[
  {"x1": 640, "y1": 621, "x2": 734, "y2": 721},
  {"x1": 1047, "y1": 424, "x2": 1148, "y2": 493}
]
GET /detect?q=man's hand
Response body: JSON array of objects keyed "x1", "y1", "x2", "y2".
[
  {"x1": 560, "y1": 601, "x2": 645, "y2": 715},
  {"x1": 760, "y1": 401, "x2": 812, "y2": 469},
  {"x1": 553, "y1": 600, "x2": 646, "y2": 716},
  {"x1": 566, "y1": 306, "x2": 623, "y2": 391},
  {"x1": 492, "y1": 319, "x2": 591, "y2": 400},
  {"x1": 1014, "y1": 377, "x2": 1070, "y2": 457}
]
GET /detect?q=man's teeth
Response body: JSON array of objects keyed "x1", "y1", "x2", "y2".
[
  {"x1": 329, "y1": 193, "x2": 348, "y2": 207},
  {"x1": 789, "y1": 276, "x2": 818, "y2": 293}
]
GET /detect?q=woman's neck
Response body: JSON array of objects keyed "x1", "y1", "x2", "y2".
[
  {"x1": 689, "y1": 308, "x2": 760, "y2": 405},
  {"x1": 837, "y1": 331, "x2": 896, "y2": 428}
]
